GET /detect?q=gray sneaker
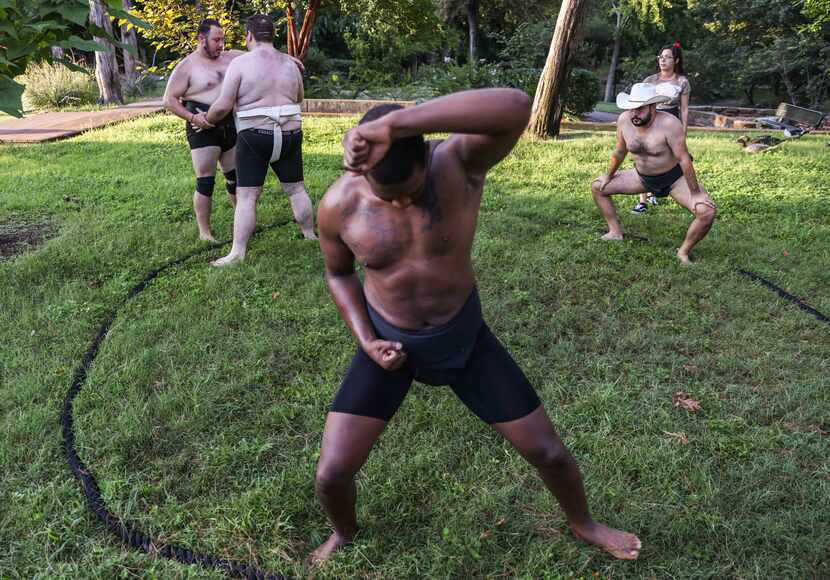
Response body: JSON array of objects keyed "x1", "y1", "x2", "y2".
[
  {"x1": 648, "y1": 195, "x2": 659, "y2": 206},
  {"x1": 631, "y1": 202, "x2": 648, "y2": 215}
]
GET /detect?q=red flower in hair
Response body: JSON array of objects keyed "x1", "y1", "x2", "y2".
[{"x1": 673, "y1": 41, "x2": 681, "y2": 49}]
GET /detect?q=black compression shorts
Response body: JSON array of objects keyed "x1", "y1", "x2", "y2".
[
  {"x1": 183, "y1": 100, "x2": 236, "y2": 153},
  {"x1": 235, "y1": 128, "x2": 304, "y2": 187},
  {"x1": 331, "y1": 289, "x2": 542, "y2": 424}
]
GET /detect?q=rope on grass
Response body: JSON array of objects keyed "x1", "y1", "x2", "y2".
[
  {"x1": 62, "y1": 222, "x2": 293, "y2": 580},
  {"x1": 736, "y1": 269, "x2": 830, "y2": 326}
]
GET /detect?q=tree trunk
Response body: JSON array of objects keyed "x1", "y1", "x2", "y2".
[
  {"x1": 121, "y1": 0, "x2": 139, "y2": 85},
  {"x1": 89, "y1": 0, "x2": 123, "y2": 104},
  {"x1": 603, "y1": 10, "x2": 622, "y2": 102},
  {"x1": 467, "y1": 0, "x2": 480, "y2": 66},
  {"x1": 51, "y1": 46, "x2": 65, "y2": 60},
  {"x1": 528, "y1": 0, "x2": 588, "y2": 138}
]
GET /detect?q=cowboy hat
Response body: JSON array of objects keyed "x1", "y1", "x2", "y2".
[{"x1": 616, "y1": 83, "x2": 671, "y2": 110}]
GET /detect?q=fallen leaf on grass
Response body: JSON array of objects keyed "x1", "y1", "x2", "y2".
[
  {"x1": 662, "y1": 431, "x2": 689, "y2": 444},
  {"x1": 480, "y1": 529, "x2": 492, "y2": 540},
  {"x1": 682, "y1": 364, "x2": 699, "y2": 374},
  {"x1": 673, "y1": 391, "x2": 701, "y2": 412},
  {"x1": 783, "y1": 250, "x2": 790, "y2": 256},
  {"x1": 272, "y1": 292, "x2": 281, "y2": 300},
  {"x1": 495, "y1": 516, "x2": 508, "y2": 528}
]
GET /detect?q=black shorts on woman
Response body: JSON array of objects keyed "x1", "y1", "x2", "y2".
[{"x1": 331, "y1": 288, "x2": 542, "y2": 424}]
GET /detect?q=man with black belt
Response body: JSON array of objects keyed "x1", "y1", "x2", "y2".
[
  {"x1": 164, "y1": 19, "x2": 241, "y2": 242},
  {"x1": 591, "y1": 83, "x2": 716, "y2": 264},
  {"x1": 206, "y1": 14, "x2": 317, "y2": 267},
  {"x1": 310, "y1": 89, "x2": 641, "y2": 563}
]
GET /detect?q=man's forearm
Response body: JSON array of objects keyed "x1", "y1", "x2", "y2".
[
  {"x1": 606, "y1": 152, "x2": 625, "y2": 178},
  {"x1": 206, "y1": 101, "x2": 232, "y2": 124},
  {"x1": 326, "y1": 273, "x2": 376, "y2": 348},
  {"x1": 164, "y1": 95, "x2": 195, "y2": 123},
  {"x1": 386, "y1": 88, "x2": 531, "y2": 139},
  {"x1": 679, "y1": 157, "x2": 700, "y2": 194}
]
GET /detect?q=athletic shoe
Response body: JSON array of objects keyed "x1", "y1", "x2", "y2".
[
  {"x1": 648, "y1": 195, "x2": 659, "y2": 206},
  {"x1": 631, "y1": 202, "x2": 648, "y2": 215}
]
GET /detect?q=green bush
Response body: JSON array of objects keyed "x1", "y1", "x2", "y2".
[
  {"x1": 563, "y1": 68, "x2": 600, "y2": 117},
  {"x1": 21, "y1": 61, "x2": 97, "y2": 109}
]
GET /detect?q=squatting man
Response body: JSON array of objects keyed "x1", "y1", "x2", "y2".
[{"x1": 591, "y1": 82, "x2": 716, "y2": 264}]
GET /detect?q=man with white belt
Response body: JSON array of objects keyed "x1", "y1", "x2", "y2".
[{"x1": 203, "y1": 14, "x2": 317, "y2": 267}]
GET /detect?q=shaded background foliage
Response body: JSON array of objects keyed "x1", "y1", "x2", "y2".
[{"x1": 2, "y1": 0, "x2": 829, "y2": 115}]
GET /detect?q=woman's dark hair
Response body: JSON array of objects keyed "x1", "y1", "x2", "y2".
[
  {"x1": 246, "y1": 14, "x2": 274, "y2": 42},
  {"x1": 656, "y1": 42, "x2": 684, "y2": 75},
  {"x1": 197, "y1": 19, "x2": 221, "y2": 38},
  {"x1": 359, "y1": 105, "x2": 426, "y2": 185}
]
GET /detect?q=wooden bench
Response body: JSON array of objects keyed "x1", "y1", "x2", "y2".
[{"x1": 758, "y1": 103, "x2": 826, "y2": 136}]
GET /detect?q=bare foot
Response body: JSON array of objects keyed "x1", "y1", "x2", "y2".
[
  {"x1": 211, "y1": 253, "x2": 244, "y2": 268},
  {"x1": 301, "y1": 229, "x2": 318, "y2": 241},
  {"x1": 601, "y1": 232, "x2": 624, "y2": 241},
  {"x1": 199, "y1": 232, "x2": 217, "y2": 243},
  {"x1": 676, "y1": 250, "x2": 693, "y2": 265},
  {"x1": 571, "y1": 521, "x2": 641, "y2": 560},
  {"x1": 306, "y1": 532, "x2": 353, "y2": 566}
]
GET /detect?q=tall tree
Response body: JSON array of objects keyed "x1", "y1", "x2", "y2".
[
  {"x1": 467, "y1": 0, "x2": 480, "y2": 65},
  {"x1": 89, "y1": 0, "x2": 123, "y2": 103},
  {"x1": 120, "y1": 0, "x2": 140, "y2": 84},
  {"x1": 528, "y1": 0, "x2": 589, "y2": 138}
]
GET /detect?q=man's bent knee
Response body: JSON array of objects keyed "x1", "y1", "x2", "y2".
[
  {"x1": 524, "y1": 442, "x2": 571, "y2": 472},
  {"x1": 315, "y1": 461, "x2": 356, "y2": 492},
  {"x1": 283, "y1": 181, "x2": 307, "y2": 197},
  {"x1": 695, "y1": 203, "x2": 716, "y2": 222},
  {"x1": 195, "y1": 176, "x2": 216, "y2": 197}
]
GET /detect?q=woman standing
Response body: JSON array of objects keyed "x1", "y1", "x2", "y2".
[{"x1": 631, "y1": 42, "x2": 691, "y2": 215}]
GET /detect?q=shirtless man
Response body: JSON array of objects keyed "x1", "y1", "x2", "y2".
[
  {"x1": 164, "y1": 19, "x2": 240, "y2": 242},
  {"x1": 310, "y1": 89, "x2": 641, "y2": 564},
  {"x1": 205, "y1": 14, "x2": 316, "y2": 267},
  {"x1": 591, "y1": 83, "x2": 716, "y2": 264}
]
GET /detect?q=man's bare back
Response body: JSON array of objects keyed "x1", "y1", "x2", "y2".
[
  {"x1": 321, "y1": 141, "x2": 480, "y2": 329},
  {"x1": 227, "y1": 48, "x2": 303, "y2": 131}
]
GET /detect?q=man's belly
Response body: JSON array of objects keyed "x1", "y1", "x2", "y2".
[
  {"x1": 364, "y1": 262, "x2": 476, "y2": 330},
  {"x1": 183, "y1": 88, "x2": 222, "y2": 105}
]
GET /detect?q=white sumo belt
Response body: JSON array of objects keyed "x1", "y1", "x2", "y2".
[{"x1": 235, "y1": 104, "x2": 303, "y2": 163}]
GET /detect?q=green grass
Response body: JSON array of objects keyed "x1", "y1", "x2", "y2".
[
  {"x1": 1, "y1": 115, "x2": 829, "y2": 579},
  {"x1": 593, "y1": 101, "x2": 623, "y2": 114}
]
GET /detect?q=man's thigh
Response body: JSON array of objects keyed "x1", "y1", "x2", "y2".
[
  {"x1": 596, "y1": 169, "x2": 649, "y2": 196},
  {"x1": 190, "y1": 146, "x2": 221, "y2": 177},
  {"x1": 450, "y1": 326, "x2": 541, "y2": 425},
  {"x1": 668, "y1": 177, "x2": 714, "y2": 215},
  {"x1": 218, "y1": 146, "x2": 236, "y2": 173}
]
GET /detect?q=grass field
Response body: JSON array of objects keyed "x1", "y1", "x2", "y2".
[{"x1": 1, "y1": 114, "x2": 828, "y2": 579}]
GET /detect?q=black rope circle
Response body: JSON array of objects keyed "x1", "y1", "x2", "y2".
[
  {"x1": 62, "y1": 222, "x2": 293, "y2": 580},
  {"x1": 61, "y1": 220, "x2": 827, "y2": 578}
]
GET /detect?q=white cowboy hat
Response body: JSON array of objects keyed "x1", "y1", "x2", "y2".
[{"x1": 616, "y1": 83, "x2": 671, "y2": 110}]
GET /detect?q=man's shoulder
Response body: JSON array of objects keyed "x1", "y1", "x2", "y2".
[
  {"x1": 321, "y1": 174, "x2": 365, "y2": 215},
  {"x1": 173, "y1": 52, "x2": 197, "y2": 72}
]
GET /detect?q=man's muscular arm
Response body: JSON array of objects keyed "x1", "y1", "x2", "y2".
[
  {"x1": 666, "y1": 121, "x2": 701, "y2": 194},
  {"x1": 596, "y1": 120, "x2": 628, "y2": 191},
  {"x1": 317, "y1": 184, "x2": 406, "y2": 370},
  {"x1": 342, "y1": 88, "x2": 531, "y2": 176},
  {"x1": 163, "y1": 59, "x2": 196, "y2": 123},
  {"x1": 206, "y1": 59, "x2": 242, "y2": 124}
]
